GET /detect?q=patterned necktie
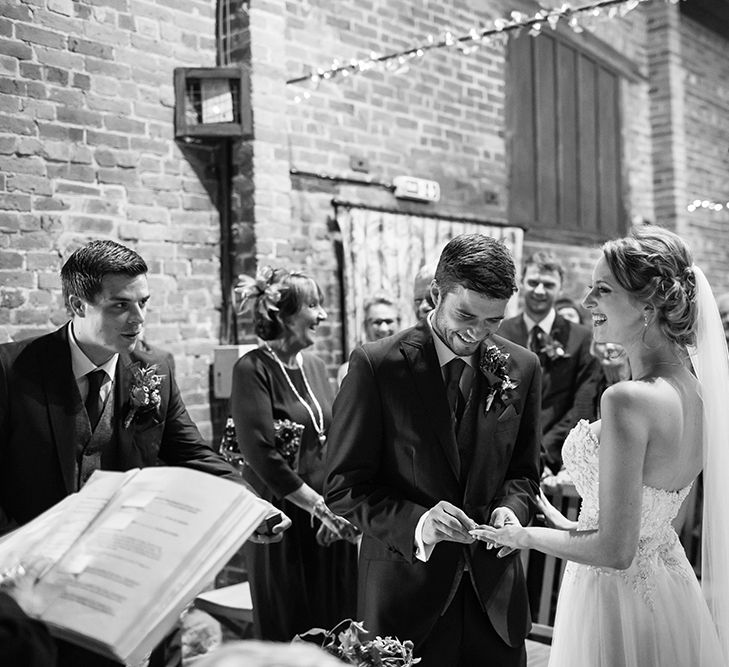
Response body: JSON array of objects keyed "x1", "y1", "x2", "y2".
[
  {"x1": 444, "y1": 357, "x2": 467, "y2": 427},
  {"x1": 85, "y1": 369, "x2": 106, "y2": 431}
]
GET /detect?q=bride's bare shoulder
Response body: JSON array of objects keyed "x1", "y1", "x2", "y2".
[{"x1": 600, "y1": 378, "x2": 685, "y2": 434}]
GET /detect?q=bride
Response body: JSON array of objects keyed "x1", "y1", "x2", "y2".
[{"x1": 473, "y1": 225, "x2": 729, "y2": 666}]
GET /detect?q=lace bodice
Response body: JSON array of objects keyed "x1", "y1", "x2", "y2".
[{"x1": 561, "y1": 420, "x2": 696, "y2": 607}]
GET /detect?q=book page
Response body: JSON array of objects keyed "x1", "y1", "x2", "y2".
[
  {"x1": 26, "y1": 467, "x2": 268, "y2": 663},
  {"x1": 0, "y1": 470, "x2": 135, "y2": 573}
]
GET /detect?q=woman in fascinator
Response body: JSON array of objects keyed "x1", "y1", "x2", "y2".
[{"x1": 230, "y1": 267, "x2": 358, "y2": 641}]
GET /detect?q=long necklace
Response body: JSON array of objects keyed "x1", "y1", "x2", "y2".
[{"x1": 263, "y1": 341, "x2": 327, "y2": 447}]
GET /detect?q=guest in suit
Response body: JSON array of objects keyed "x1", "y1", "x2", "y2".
[
  {"x1": 231, "y1": 267, "x2": 358, "y2": 642},
  {"x1": 498, "y1": 252, "x2": 600, "y2": 475},
  {"x1": 0, "y1": 240, "x2": 290, "y2": 665},
  {"x1": 325, "y1": 234, "x2": 541, "y2": 666},
  {"x1": 0, "y1": 239, "x2": 287, "y2": 533}
]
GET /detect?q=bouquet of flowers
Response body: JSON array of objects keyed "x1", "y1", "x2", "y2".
[
  {"x1": 295, "y1": 619, "x2": 420, "y2": 666},
  {"x1": 274, "y1": 418, "x2": 305, "y2": 470}
]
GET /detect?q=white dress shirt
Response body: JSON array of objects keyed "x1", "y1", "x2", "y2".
[
  {"x1": 523, "y1": 308, "x2": 556, "y2": 338},
  {"x1": 68, "y1": 322, "x2": 118, "y2": 406}
]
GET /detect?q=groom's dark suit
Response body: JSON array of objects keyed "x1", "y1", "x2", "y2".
[
  {"x1": 0, "y1": 324, "x2": 238, "y2": 530},
  {"x1": 325, "y1": 321, "x2": 541, "y2": 664}
]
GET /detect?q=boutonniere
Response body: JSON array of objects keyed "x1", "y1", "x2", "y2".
[
  {"x1": 123, "y1": 363, "x2": 164, "y2": 428},
  {"x1": 480, "y1": 344, "x2": 519, "y2": 415},
  {"x1": 537, "y1": 334, "x2": 570, "y2": 361}
]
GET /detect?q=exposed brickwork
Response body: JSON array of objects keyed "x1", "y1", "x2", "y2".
[
  {"x1": 1, "y1": 0, "x2": 728, "y2": 447},
  {"x1": 0, "y1": 0, "x2": 220, "y2": 440},
  {"x1": 240, "y1": 0, "x2": 658, "y2": 373},
  {"x1": 679, "y1": 14, "x2": 729, "y2": 293}
]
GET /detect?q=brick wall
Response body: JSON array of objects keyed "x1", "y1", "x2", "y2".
[
  {"x1": 243, "y1": 0, "x2": 654, "y2": 371},
  {"x1": 2, "y1": 0, "x2": 728, "y2": 444},
  {"x1": 680, "y1": 14, "x2": 729, "y2": 293},
  {"x1": 0, "y1": 0, "x2": 221, "y2": 439}
]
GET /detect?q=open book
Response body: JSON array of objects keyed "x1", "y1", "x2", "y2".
[{"x1": 0, "y1": 467, "x2": 270, "y2": 665}]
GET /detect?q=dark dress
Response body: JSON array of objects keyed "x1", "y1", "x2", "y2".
[{"x1": 230, "y1": 347, "x2": 357, "y2": 641}]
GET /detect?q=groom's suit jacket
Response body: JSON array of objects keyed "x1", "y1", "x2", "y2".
[
  {"x1": 498, "y1": 314, "x2": 599, "y2": 473},
  {"x1": 325, "y1": 322, "x2": 541, "y2": 649},
  {"x1": 0, "y1": 324, "x2": 239, "y2": 530}
]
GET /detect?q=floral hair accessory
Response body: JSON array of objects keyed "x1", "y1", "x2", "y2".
[
  {"x1": 295, "y1": 619, "x2": 421, "y2": 666},
  {"x1": 233, "y1": 265, "x2": 282, "y2": 318},
  {"x1": 480, "y1": 344, "x2": 519, "y2": 414},
  {"x1": 124, "y1": 363, "x2": 164, "y2": 428}
]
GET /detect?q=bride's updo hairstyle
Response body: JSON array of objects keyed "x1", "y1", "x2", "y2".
[
  {"x1": 254, "y1": 269, "x2": 321, "y2": 341},
  {"x1": 602, "y1": 225, "x2": 698, "y2": 348}
]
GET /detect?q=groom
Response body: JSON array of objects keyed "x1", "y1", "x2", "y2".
[{"x1": 325, "y1": 234, "x2": 541, "y2": 666}]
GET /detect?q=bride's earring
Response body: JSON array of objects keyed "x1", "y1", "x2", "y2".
[{"x1": 644, "y1": 312, "x2": 649, "y2": 327}]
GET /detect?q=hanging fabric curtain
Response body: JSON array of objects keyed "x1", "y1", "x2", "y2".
[{"x1": 336, "y1": 204, "x2": 524, "y2": 357}]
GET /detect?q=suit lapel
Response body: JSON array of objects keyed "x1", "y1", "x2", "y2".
[
  {"x1": 44, "y1": 326, "x2": 89, "y2": 493},
  {"x1": 114, "y1": 354, "x2": 140, "y2": 469},
  {"x1": 400, "y1": 328, "x2": 460, "y2": 482},
  {"x1": 464, "y1": 338, "x2": 521, "y2": 496}
]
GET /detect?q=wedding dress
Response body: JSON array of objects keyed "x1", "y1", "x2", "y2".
[{"x1": 548, "y1": 419, "x2": 725, "y2": 667}]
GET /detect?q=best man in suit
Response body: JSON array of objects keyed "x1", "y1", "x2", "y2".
[
  {"x1": 498, "y1": 251, "x2": 599, "y2": 475},
  {"x1": 0, "y1": 239, "x2": 289, "y2": 665},
  {"x1": 325, "y1": 234, "x2": 541, "y2": 666}
]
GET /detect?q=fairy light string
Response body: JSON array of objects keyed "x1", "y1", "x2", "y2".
[{"x1": 287, "y1": 0, "x2": 676, "y2": 102}]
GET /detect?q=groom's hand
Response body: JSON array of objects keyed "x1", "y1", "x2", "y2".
[
  {"x1": 488, "y1": 507, "x2": 521, "y2": 557},
  {"x1": 422, "y1": 501, "x2": 477, "y2": 546}
]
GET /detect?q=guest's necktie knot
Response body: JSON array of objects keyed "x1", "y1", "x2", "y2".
[
  {"x1": 85, "y1": 369, "x2": 107, "y2": 430},
  {"x1": 530, "y1": 326, "x2": 547, "y2": 355}
]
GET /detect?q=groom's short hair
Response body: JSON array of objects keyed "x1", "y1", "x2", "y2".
[
  {"x1": 434, "y1": 233, "x2": 517, "y2": 300},
  {"x1": 61, "y1": 239, "x2": 147, "y2": 307}
]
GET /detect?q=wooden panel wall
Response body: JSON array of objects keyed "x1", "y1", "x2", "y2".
[{"x1": 507, "y1": 31, "x2": 625, "y2": 241}]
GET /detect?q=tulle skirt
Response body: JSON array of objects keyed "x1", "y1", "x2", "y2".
[{"x1": 549, "y1": 548, "x2": 725, "y2": 667}]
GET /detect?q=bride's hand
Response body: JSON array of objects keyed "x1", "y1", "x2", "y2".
[
  {"x1": 470, "y1": 524, "x2": 528, "y2": 554},
  {"x1": 536, "y1": 488, "x2": 577, "y2": 531},
  {"x1": 470, "y1": 507, "x2": 526, "y2": 557}
]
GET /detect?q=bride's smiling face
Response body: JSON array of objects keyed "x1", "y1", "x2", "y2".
[{"x1": 582, "y1": 255, "x2": 644, "y2": 345}]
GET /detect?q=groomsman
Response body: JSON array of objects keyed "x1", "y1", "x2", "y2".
[
  {"x1": 0, "y1": 240, "x2": 289, "y2": 532},
  {"x1": 498, "y1": 252, "x2": 599, "y2": 474},
  {"x1": 0, "y1": 239, "x2": 289, "y2": 665},
  {"x1": 326, "y1": 234, "x2": 541, "y2": 666}
]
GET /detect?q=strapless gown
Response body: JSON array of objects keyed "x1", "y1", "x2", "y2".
[{"x1": 548, "y1": 420, "x2": 725, "y2": 666}]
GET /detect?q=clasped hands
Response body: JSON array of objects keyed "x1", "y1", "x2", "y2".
[
  {"x1": 312, "y1": 498, "x2": 360, "y2": 547},
  {"x1": 422, "y1": 500, "x2": 524, "y2": 557}
]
